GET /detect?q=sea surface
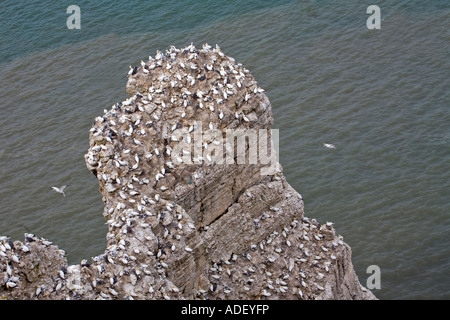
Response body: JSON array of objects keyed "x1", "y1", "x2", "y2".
[{"x1": 0, "y1": 0, "x2": 449, "y2": 300}]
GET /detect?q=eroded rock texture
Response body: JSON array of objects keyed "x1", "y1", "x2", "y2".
[{"x1": 0, "y1": 44, "x2": 376, "y2": 300}]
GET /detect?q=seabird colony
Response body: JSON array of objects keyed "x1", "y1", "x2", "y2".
[
  {"x1": 0, "y1": 44, "x2": 375, "y2": 300},
  {"x1": 82, "y1": 43, "x2": 358, "y2": 300}
]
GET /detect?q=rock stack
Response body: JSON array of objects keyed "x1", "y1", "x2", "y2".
[{"x1": 0, "y1": 44, "x2": 376, "y2": 300}]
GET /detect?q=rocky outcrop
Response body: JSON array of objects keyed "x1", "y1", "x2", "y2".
[{"x1": 0, "y1": 44, "x2": 376, "y2": 300}]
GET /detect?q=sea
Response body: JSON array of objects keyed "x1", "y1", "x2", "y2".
[{"x1": 0, "y1": 0, "x2": 448, "y2": 300}]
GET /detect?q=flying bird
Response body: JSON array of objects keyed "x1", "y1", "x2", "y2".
[
  {"x1": 52, "y1": 185, "x2": 68, "y2": 197},
  {"x1": 323, "y1": 143, "x2": 336, "y2": 149}
]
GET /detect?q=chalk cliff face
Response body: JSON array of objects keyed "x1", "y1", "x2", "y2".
[{"x1": 0, "y1": 44, "x2": 376, "y2": 300}]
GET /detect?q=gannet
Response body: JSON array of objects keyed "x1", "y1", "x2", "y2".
[
  {"x1": 323, "y1": 143, "x2": 336, "y2": 149},
  {"x1": 127, "y1": 66, "x2": 137, "y2": 76},
  {"x1": 52, "y1": 185, "x2": 68, "y2": 197}
]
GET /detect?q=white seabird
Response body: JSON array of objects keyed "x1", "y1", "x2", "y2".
[
  {"x1": 52, "y1": 185, "x2": 68, "y2": 197},
  {"x1": 323, "y1": 143, "x2": 336, "y2": 149}
]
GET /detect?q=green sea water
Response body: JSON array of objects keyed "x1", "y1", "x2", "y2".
[{"x1": 0, "y1": 1, "x2": 449, "y2": 299}]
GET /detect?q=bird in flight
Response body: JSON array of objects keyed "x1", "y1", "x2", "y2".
[
  {"x1": 323, "y1": 143, "x2": 336, "y2": 149},
  {"x1": 52, "y1": 185, "x2": 68, "y2": 197}
]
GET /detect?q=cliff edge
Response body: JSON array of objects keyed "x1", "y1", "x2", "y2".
[{"x1": 0, "y1": 44, "x2": 376, "y2": 300}]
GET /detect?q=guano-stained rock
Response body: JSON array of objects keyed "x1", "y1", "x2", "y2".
[{"x1": 0, "y1": 43, "x2": 376, "y2": 300}]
